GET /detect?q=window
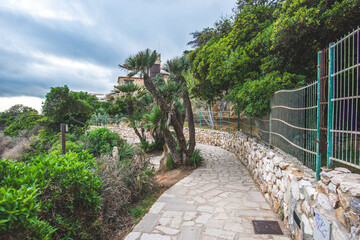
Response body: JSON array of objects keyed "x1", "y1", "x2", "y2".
[{"x1": 124, "y1": 80, "x2": 134, "y2": 85}]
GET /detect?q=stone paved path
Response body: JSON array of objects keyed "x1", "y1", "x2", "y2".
[{"x1": 125, "y1": 144, "x2": 291, "y2": 240}]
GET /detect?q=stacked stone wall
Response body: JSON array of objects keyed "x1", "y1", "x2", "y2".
[
  {"x1": 187, "y1": 128, "x2": 360, "y2": 240},
  {"x1": 90, "y1": 125, "x2": 360, "y2": 239}
]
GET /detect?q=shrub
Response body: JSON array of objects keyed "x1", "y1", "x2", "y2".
[
  {"x1": 2, "y1": 138, "x2": 31, "y2": 160},
  {"x1": 0, "y1": 151, "x2": 102, "y2": 239},
  {"x1": 139, "y1": 139, "x2": 163, "y2": 152},
  {"x1": 190, "y1": 149, "x2": 203, "y2": 167},
  {"x1": 49, "y1": 140, "x2": 86, "y2": 155},
  {"x1": 86, "y1": 128, "x2": 123, "y2": 157},
  {"x1": 166, "y1": 155, "x2": 174, "y2": 170},
  {"x1": 3, "y1": 111, "x2": 40, "y2": 137},
  {"x1": 96, "y1": 154, "x2": 154, "y2": 238}
]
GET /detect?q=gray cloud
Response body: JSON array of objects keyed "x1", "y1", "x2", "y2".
[{"x1": 0, "y1": 0, "x2": 235, "y2": 98}]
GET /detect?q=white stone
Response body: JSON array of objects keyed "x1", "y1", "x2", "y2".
[
  {"x1": 317, "y1": 193, "x2": 332, "y2": 211},
  {"x1": 184, "y1": 212, "x2": 197, "y2": 221},
  {"x1": 124, "y1": 232, "x2": 141, "y2": 240},
  {"x1": 149, "y1": 202, "x2": 166, "y2": 214},
  {"x1": 156, "y1": 226, "x2": 180, "y2": 235},
  {"x1": 266, "y1": 151, "x2": 275, "y2": 159},
  {"x1": 299, "y1": 180, "x2": 312, "y2": 189},
  {"x1": 140, "y1": 233, "x2": 171, "y2": 240},
  {"x1": 195, "y1": 213, "x2": 212, "y2": 224},
  {"x1": 291, "y1": 181, "x2": 300, "y2": 201},
  {"x1": 301, "y1": 214, "x2": 313, "y2": 235}
]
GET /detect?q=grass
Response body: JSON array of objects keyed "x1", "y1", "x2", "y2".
[{"x1": 129, "y1": 190, "x2": 162, "y2": 224}]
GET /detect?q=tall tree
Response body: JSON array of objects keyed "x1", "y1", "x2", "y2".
[
  {"x1": 163, "y1": 56, "x2": 196, "y2": 164},
  {"x1": 119, "y1": 49, "x2": 196, "y2": 165}
]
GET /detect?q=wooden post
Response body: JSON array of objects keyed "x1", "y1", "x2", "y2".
[{"x1": 61, "y1": 124, "x2": 66, "y2": 154}]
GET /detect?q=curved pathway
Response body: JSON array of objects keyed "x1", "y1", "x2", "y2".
[{"x1": 125, "y1": 144, "x2": 291, "y2": 240}]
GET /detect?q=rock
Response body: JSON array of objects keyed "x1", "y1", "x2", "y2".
[
  {"x1": 345, "y1": 211, "x2": 360, "y2": 225},
  {"x1": 338, "y1": 190, "x2": 350, "y2": 209},
  {"x1": 291, "y1": 181, "x2": 300, "y2": 201},
  {"x1": 318, "y1": 181, "x2": 329, "y2": 195},
  {"x1": 317, "y1": 193, "x2": 332, "y2": 211},
  {"x1": 299, "y1": 180, "x2": 312, "y2": 189},
  {"x1": 331, "y1": 175, "x2": 348, "y2": 186},
  {"x1": 334, "y1": 167, "x2": 352, "y2": 173},
  {"x1": 273, "y1": 156, "x2": 284, "y2": 166},
  {"x1": 301, "y1": 200, "x2": 311, "y2": 217},
  {"x1": 329, "y1": 193, "x2": 339, "y2": 208},
  {"x1": 340, "y1": 182, "x2": 360, "y2": 193},
  {"x1": 279, "y1": 162, "x2": 290, "y2": 170},
  {"x1": 301, "y1": 214, "x2": 313, "y2": 235},
  {"x1": 351, "y1": 226, "x2": 360, "y2": 239},
  {"x1": 350, "y1": 197, "x2": 360, "y2": 213},
  {"x1": 266, "y1": 151, "x2": 275, "y2": 159},
  {"x1": 304, "y1": 186, "x2": 316, "y2": 201},
  {"x1": 335, "y1": 207, "x2": 348, "y2": 227},
  {"x1": 328, "y1": 182, "x2": 337, "y2": 193}
]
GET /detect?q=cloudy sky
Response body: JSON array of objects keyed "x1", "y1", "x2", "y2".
[{"x1": 0, "y1": 0, "x2": 235, "y2": 112}]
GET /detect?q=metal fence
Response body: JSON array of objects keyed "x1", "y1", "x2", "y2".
[
  {"x1": 328, "y1": 28, "x2": 360, "y2": 169},
  {"x1": 270, "y1": 82, "x2": 318, "y2": 171},
  {"x1": 91, "y1": 28, "x2": 360, "y2": 177},
  {"x1": 192, "y1": 111, "x2": 257, "y2": 135}
]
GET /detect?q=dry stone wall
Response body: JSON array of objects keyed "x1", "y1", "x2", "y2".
[
  {"x1": 90, "y1": 125, "x2": 360, "y2": 239},
  {"x1": 187, "y1": 128, "x2": 360, "y2": 240}
]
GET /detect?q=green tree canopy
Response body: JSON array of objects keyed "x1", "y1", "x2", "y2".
[{"x1": 188, "y1": 0, "x2": 360, "y2": 116}]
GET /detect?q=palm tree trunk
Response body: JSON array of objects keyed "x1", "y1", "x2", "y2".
[
  {"x1": 180, "y1": 77, "x2": 196, "y2": 165},
  {"x1": 143, "y1": 76, "x2": 186, "y2": 164},
  {"x1": 164, "y1": 128, "x2": 181, "y2": 164}
]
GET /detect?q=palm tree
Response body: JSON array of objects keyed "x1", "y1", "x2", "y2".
[
  {"x1": 162, "y1": 56, "x2": 196, "y2": 165},
  {"x1": 112, "y1": 83, "x2": 147, "y2": 142},
  {"x1": 119, "y1": 49, "x2": 188, "y2": 165}
]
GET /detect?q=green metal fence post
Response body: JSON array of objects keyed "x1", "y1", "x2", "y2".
[
  {"x1": 327, "y1": 44, "x2": 334, "y2": 169},
  {"x1": 220, "y1": 111, "x2": 222, "y2": 131},
  {"x1": 316, "y1": 51, "x2": 321, "y2": 181},
  {"x1": 228, "y1": 111, "x2": 230, "y2": 133},
  {"x1": 200, "y1": 111, "x2": 202, "y2": 129},
  {"x1": 117, "y1": 115, "x2": 119, "y2": 126}
]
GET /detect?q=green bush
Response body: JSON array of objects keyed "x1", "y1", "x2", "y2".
[
  {"x1": 49, "y1": 140, "x2": 85, "y2": 155},
  {"x1": 0, "y1": 151, "x2": 102, "y2": 239},
  {"x1": 139, "y1": 139, "x2": 163, "y2": 152},
  {"x1": 166, "y1": 155, "x2": 174, "y2": 170},
  {"x1": 86, "y1": 128, "x2": 123, "y2": 157},
  {"x1": 190, "y1": 149, "x2": 203, "y2": 167},
  {"x1": 3, "y1": 111, "x2": 40, "y2": 137}
]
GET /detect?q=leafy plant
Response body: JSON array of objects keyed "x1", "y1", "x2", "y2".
[
  {"x1": 86, "y1": 127, "x2": 123, "y2": 157},
  {"x1": 190, "y1": 149, "x2": 203, "y2": 167}
]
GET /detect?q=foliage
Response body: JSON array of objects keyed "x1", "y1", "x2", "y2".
[
  {"x1": 42, "y1": 85, "x2": 99, "y2": 133},
  {"x1": 96, "y1": 154, "x2": 154, "y2": 238},
  {"x1": 190, "y1": 149, "x2": 203, "y2": 167},
  {"x1": 188, "y1": 0, "x2": 360, "y2": 116},
  {"x1": 0, "y1": 104, "x2": 37, "y2": 129},
  {"x1": 21, "y1": 129, "x2": 58, "y2": 162},
  {"x1": 86, "y1": 127, "x2": 123, "y2": 157},
  {"x1": 3, "y1": 110, "x2": 41, "y2": 137},
  {"x1": 166, "y1": 155, "x2": 174, "y2": 170},
  {"x1": 49, "y1": 139, "x2": 86, "y2": 155},
  {"x1": 0, "y1": 151, "x2": 102, "y2": 239}
]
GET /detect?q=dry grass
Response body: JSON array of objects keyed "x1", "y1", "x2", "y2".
[{"x1": 96, "y1": 154, "x2": 155, "y2": 239}]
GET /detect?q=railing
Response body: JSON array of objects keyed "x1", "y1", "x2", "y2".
[
  {"x1": 91, "y1": 28, "x2": 360, "y2": 177},
  {"x1": 328, "y1": 28, "x2": 360, "y2": 170},
  {"x1": 270, "y1": 82, "x2": 318, "y2": 171},
  {"x1": 192, "y1": 111, "x2": 257, "y2": 136}
]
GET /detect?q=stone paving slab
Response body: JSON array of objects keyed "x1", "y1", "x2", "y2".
[{"x1": 124, "y1": 144, "x2": 291, "y2": 240}]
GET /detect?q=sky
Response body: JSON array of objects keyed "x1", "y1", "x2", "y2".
[{"x1": 0, "y1": 0, "x2": 236, "y2": 113}]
